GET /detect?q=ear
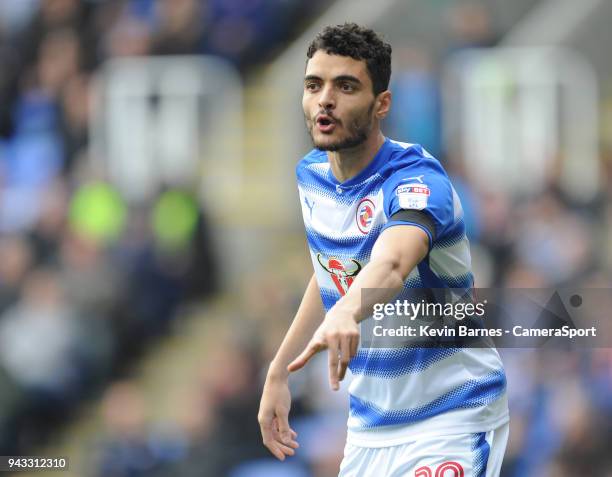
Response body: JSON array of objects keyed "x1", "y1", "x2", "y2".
[{"x1": 374, "y1": 90, "x2": 391, "y2": 119}]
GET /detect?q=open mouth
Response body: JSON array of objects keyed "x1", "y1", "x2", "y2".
[{"x1": 316, "y1": 114, "x2": 336, "y2": 132}]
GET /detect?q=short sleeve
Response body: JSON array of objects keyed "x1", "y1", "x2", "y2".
[{"x1": 381, "y1": 158, "x2": 455, "y2": 247}]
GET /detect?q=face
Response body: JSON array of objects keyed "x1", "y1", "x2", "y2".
[{"x1": 303, "y1": 51, "x2": 385, "y2": 151}]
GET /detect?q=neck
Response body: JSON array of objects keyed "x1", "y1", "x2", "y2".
[{"x1": 327, "y1": 131, "x2": 386, "y2": 183}]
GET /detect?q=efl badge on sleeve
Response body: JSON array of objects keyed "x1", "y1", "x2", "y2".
[{"x1": 396, "y1": 183, "x2": 430, "y2": 210}]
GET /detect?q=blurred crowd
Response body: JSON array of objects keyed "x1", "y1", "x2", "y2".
[
  {"x1": 0, "y1": 0, "x2": 323, "y2": 458},
  {"x1": 1, "y1": 1, "x2": 611, "y2": 477},
  {"x1": 85, "y1": 263, "x2": 341, "y2": 477},
  {"x1": 0, "y1": 0, "x2": 324, "y2": 470}
]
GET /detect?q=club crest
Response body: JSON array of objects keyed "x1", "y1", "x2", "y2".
[{"x1": 356, "y1": 198, "x2": 375, "y2": 234}]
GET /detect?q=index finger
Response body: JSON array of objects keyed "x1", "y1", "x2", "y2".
[
  {"x1": 338, "y1": 336, "x2": 351, "y2": 382},
  {"x1": 328, "y1": 336, "x2": 340, "y2": 391}
]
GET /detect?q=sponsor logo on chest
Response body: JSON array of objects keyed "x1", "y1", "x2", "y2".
[{"x1": 317, "y1": 254, "x2": 362, "y2": 296}]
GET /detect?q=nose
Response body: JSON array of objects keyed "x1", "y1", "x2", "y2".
[{"x1": 318, "y1": 84, "x2": 335, "y2": 110}]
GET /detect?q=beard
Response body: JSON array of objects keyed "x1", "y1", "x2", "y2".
[{"x1": 306, "y1": 101, "x2": 375, "y2": 151}]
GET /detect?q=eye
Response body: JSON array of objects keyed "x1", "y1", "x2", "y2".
[
  {"x1": 305, "y1": 82, "x2": 320, "y2": 92},
  {"x1": 340, "y1": 82, "x2": 354, "y2": 92}
]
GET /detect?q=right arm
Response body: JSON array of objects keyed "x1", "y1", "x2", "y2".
[{"x1": 258, "y1": 273, "x2": 325, "y2": 460}]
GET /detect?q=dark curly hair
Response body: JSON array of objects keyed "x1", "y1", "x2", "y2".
[{"x1": 306, "y1": 23, "x2": 392, "y2": 96}]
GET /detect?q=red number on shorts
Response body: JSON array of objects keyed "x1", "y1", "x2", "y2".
[
  {"x1": 415, "y1": 467, "x2": 432, "y2": 477},
  {"x1": 415, "y1": 461, "x2": 464, "y2": 477},
  {"x1": 434, "y1": 461, "x2": 465, "y2": 477}
]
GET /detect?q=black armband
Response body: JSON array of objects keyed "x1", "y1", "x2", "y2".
[{"x1": 389, "y1": 209, "x2": 436, "y2": 242}]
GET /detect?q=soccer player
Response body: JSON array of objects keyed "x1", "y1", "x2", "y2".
[{"x1": 258, "y1": 23, "x2": 509, "y2": 476}]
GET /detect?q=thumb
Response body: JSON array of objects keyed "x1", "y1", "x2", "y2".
[
  {"x1": 287, "y1": 343, "x2": 319, "y2": 373},
  {"x1": 276, "y1": 409, "x2": 292, "y2": 444}
]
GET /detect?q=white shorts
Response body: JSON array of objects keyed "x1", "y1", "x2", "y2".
[{"x1": 338, "y1": 422, "x2": 509, "y2": 477}]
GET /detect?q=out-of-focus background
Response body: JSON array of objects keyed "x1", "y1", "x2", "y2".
[{"x1": 0, "y1": 0, "x2": 611, "y2": 476}]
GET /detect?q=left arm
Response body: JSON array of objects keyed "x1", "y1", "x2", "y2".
[{"x1": 287, "y1": 225, "x2": 429, "y2": 390}]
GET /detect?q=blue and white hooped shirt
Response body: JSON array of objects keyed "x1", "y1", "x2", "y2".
[{"x1": 296, "y1": 138, "x2": 509, "y2": 447}]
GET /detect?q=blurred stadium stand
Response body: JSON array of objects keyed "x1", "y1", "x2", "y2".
[{"x1": 0, "y1": 0, "x2": 611, "y2": 476}]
